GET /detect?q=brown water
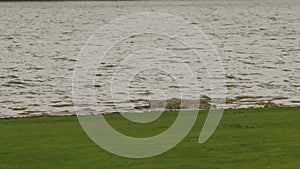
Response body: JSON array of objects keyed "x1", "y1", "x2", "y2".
[{"x1": 0, "y1": 0, "x2": 299, "y2": 118}]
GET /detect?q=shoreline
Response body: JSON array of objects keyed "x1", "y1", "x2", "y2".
[
  {"x1": 1, "y1": 105, "x2": 299, "y2": 120},
  {"x1": 2, "y1": 96, "x2": 299, "y2": 119}
]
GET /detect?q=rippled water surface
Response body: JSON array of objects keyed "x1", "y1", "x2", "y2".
[{"x1": 0, "y1": 0, "x2": 299, "y2": 118}]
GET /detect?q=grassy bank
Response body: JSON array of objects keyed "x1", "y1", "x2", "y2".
[{"x1": 0, "y1": 107, "x2": 299, "y2": 169}]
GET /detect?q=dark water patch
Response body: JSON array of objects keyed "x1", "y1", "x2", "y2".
[
  {"x1": 104, "y1": 64, "x2": 115, "y2": 68},
  {"x1": 226, "y1": 75, "x2": 237, "y2": 79},
  {"x1": 128, "y1": 99, "x2": 148, "y2": 104},
  {"x1": 50, "y1": 100, "x2": 62, "y2": 103},
  {"x1": 168, "y1": 85, "x2": 180, "y2": 88},
  {"x1": 241, "y1": 61, "x2": 255, "y2": 65},
  {"x1": 9, "y1": 107, "x2": 27, "y2": 111},
  {"x1": 24, "y1": 110, "x2": 47, "y2": 114},
  {"x1": 28, "y1": 103, "x2": 40, "y2": 107},
  {"x1": 239, "y1": 72, "x2": 263, "y2": 76},
  {"x1": 0, "y1": 100, "x2": 21, "y2": 104},
  {"x1": 94, "y1": 84, "x2": 101, "y2": 88},
  {"x1": 26, "y1": 67, "x2": 43, "y2": 70},
  {"x1": 6, "y1": 81, "x2": 29, "y2": 85},
  {"x1": 2, "y1": 84, "x2": 12, "y2": 87},
  {"x1": 17, "y1": 112, "x2": 31, "y2": 116},
  {"x1": 53, "y1": 57, "x2": 69, "y2": 61},
  {"x1": 226, "y1": 84, "x2": 238, "y2": 87},
  {"x1": 166, "y1": 47, "x2": 204, "y2": 51},
  {"x1": 261, "y1": 66, "x2": 277, "y2": 69},
  {"x1": 2, "y1": 36, "x2": 14, "y2": 40},
  {"x1": 6, "y1": 75, "x2": 18, "y2": 79},
  {"x1": 272, "y1": 96, "x2": 289, "y2": 100},
  {"x1": 32, "y1": 54, "x2": 43, "y2": 58},
  {"x1": 68, "y1": 58, "x2": 77, "y2": 62},
  {"x1": 3, "y1": 67, "x2": 19, "y2": 72},
  {"x1": 235, "y1": 96, "x2": 264, "y2": 100},
  {"x1": 50, "y1": 103, "x2": 73, "y2": 108}
]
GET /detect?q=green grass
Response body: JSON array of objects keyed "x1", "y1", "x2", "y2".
[{"x1": 0, "y1": 107, "x2": 300, "y2": 169}]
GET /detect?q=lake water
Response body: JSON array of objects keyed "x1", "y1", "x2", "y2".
[{"x1": 0, "y1": 0, "x2": 299, "y2": 118}]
